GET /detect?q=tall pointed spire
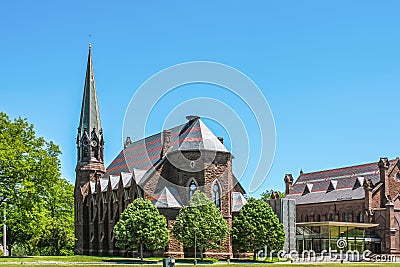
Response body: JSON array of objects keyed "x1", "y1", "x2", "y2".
[
  {"x1": 79, "y1": 43, "x2": 102, "y2": 135},
  {"x1": 77, "y1": 44, "x2": 104, "y2": 163}
]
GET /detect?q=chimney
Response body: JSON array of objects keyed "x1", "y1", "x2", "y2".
[
  {"x1": 217, "y1": 137, "x2": 224, "y2": 144},
  {"x1": 162, "y1": 130, "x2": 171, "y2": 157},
  {"x1": 378, "y1": 157, "x2": 390, "y2": 208},
  {"x1": 364, "y1": 178, "x2": 373, "y2": 218},
  {"x1": 284, "y1": 174, "x2": 294, "y2": 195},
  {"x1": 124, "y1": 137, "x2": 132, "y2": 149},
  {"x1": 271, "y1": 191, "x2": 280, "y2": 199}
]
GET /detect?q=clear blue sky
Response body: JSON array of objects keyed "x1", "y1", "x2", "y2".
[{"x1": 0, "y1": 1, "x2": 399, "y2": 197}]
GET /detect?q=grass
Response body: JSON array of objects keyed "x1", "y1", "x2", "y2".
[
  {"x1": 0, "y1": 255, "x2": 132, "y2": 262},
  {"x1": 1, "y1": 256, "x2": 400, "y2": 266},
  {"x1": 1, "y1": 265, "x2": 400, "y2": 267}
]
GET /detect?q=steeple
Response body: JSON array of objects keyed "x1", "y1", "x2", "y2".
[
  {"x1": 79, "y1": 43, "x2": 102, "y2": 134},
  {"x1": 76, "y1": 44, "x2": 104, "y2": 163}
]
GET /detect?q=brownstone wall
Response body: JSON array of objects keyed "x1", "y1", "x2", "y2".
[
  {"x1": 74, "y1": 160, "x2": 105, "y2": 255},
  {"x1": 296, "y1": 199, "x2": 365, "y2": 223},
  {"x1": 142, "y1": 150, "x2": 235, "y2": 258},
  {"x1": 77, "y1": 150, "x2": 239, "y2": 258},
  {"x1": 386, "y1": 161, "x2": 400, "y2": 201}
]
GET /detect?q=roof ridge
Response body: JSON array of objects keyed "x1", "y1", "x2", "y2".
[
  {"x1": 296, "y1": 171, "x2": 378, "y2": 184},
  {"x1": 300, "y1": 160, "x2": 385, "y2": 177}
]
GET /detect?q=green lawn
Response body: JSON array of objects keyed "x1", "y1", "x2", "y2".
[
  {"x1": 1, "y1": 256, "x2": 400, "y2": 266},
  {"x1": 0, "y1": 255, "x2": 130, "y2": 262},
  {"x1": 1, "y1": 265, "x2": 400, "y2": 267}
]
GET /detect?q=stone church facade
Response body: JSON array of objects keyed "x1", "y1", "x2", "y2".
[
  {"x1": 285, "y1": 157, "x2": 400, "y2": 254},
  {"x1": 74, "y1": 45, "x2": 247, "y2": 258}
]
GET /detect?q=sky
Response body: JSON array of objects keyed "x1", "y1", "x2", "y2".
[{"x1": 0, "y1": 1, "x2": 399, "y2": 197}]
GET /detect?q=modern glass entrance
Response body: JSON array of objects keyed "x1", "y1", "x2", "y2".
[{"x1": 296, "y1": 222, "x2": 379, "y2": 254}]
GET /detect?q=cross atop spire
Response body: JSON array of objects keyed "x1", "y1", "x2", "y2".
[{"x1": 78, "y1": 44, "x2": 102, "y2": 136}]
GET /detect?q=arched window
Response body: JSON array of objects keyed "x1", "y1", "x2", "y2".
[
  {"x1": 189, "y1": 180, "x2": 197, "y2": 199},
  {"x1": 343, "y1": 212, "x2": 347, "y2": 222},
  {"x1": 213, "y1": 181, "x2": 221, "y2": 208},
  {"x1": 317, "y1": 214, "x2": 321, "y2": 222},
  {"x1": 329, "y1": 213, "x2": 334, "y2": 221}
]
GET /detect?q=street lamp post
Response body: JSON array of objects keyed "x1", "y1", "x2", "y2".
[
  {"x1": 194, "y1": 227, "x2": 197, "y2": 265},
  {"x1": 3, "y1": 204, "x2": 6, "y2": 256}
]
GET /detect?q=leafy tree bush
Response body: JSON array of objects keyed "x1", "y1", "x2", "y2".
[
  {"x1": 0, "y1": 112, "x2": 74, "y2": 255},
  {"x1": 172, "y1": 191, "x2": 229, "y2": 260},
  {"x1": 232, "y1": 198, "x2": 285, "y2": 260},
  {"x1": 113, "y1": 198, "x2": 170, "y2": 260}
]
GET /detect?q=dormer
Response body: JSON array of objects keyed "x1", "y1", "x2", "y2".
[
  {"x1": 89, "y1": 180, "x2": 97, "y2": 205},
  {"x1": 303, "y1": 183, "x2": 313, "y2": 195},
  {"x1": 109, "y1": 175, "x2": 120, "y2": 203},
  {"x1": 121, "y1": 172, "x2": 133, "y2": 200},
  {"x1": 353, "y1": 176, "x2": 364, "y2": 189},
  {"x1": 327, "y1": 180, "x2": 338, "y2": 192},
  {"x1": 100, "y1": 177, "x2": 109, "y2": 204}
]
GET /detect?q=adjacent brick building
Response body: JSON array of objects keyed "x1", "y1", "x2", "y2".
[
  {"x1": 74, "y1": 45, "x2": 247, "y2": 257},
  {"x1": 285, "y1": 157, "x2": 400, "y2": 254}
]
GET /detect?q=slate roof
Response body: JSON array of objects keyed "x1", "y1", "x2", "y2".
[
  {"x1": 150, "y1": 187, "x2": 183, "y2": 208},
  {"x1": 105, "y1": 117, "x2": 229, "y2": 176},
  {"x1": 286, "y1": 160, "x2": 396, "y2": 205}
]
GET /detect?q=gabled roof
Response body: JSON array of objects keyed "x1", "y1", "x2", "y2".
[
  {"x1": 89, "y1": 180, "x2": 97, "y2": 194},
  {"x1": 100, "y1": 177, "x2": 109, "y2": 192},
  {"x1": 151, "y1": 187, "x2": 183, "y2": 208},
  {"x1": 232, "y1": 192, "x2": 247, "y2": 212},
  {"x1": 286, "y1": 159, "x2": 396, "y2": 205},
  {"x1": 303, "y1": 183, "x2": 313, "y2": 195},
  {"x1": 133, "y1": 168, "x2": 147, "y2": 185},
  {"x1": 105, "y1": 117, "x2": 229, "y2": 176},
  {"x1": 354, "y1": 177, "x2": 364, "y2": 189},
  {"x1": 121, "y1": 172, "x2": 133, "y2": 188},
  {"x1": 327, "y1": 180, "x2": 338, "y2": 192},
  {"x1": 109, "y1": 175, "x2": 120, "y2": 190}
]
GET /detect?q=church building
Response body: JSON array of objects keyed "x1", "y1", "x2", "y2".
[{"x1": 74, "y1": 45, "x2": 247, "y2": 258}]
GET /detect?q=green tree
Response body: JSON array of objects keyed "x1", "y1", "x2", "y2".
[
  {"x1": 259, "y1": 189, "x2": 286, "y2": 201},
  {"x1": 0, "y1": 112, "x2": 74, "y2": 255},
  {"x1": 232, "y1": 198, "x2": 285, "y2": 260},
  {"x1": 172, "y1": 191, "x2": 229, "y2": 260},
  {"x1": 0, "y1": 112, "x2": 60, "y2": 207},
  {"x1": 34, "y1": 178, "x2": 75, "y2": 255},
  {"x1": 113, "y1": 198, "x2": 170, "y2": 261}
]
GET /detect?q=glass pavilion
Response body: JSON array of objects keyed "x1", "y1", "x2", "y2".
[{"x1": 296, "y1": 221, "x2": 379, "y2": 254}]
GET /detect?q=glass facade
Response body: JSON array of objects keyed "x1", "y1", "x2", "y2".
[{"x1": 296, "y1": 222, "x2": 378, "y2": 254}]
